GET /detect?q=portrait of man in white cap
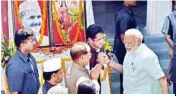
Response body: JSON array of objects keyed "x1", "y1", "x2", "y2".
[
  {"x1": 38, "y1": 58, "x2": 68, "y2": 94},
  {"x1": 19, "y1": 0, "x2": 49, "y2": 46}
]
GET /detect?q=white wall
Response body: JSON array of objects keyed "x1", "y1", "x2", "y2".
[{"x1": 146, "y1": 0, "x2": 172, "y2": 34}]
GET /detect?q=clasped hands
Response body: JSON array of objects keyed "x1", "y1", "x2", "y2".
[{"x1": 90, "y1": 52, "x2": 112, "y2": 80}]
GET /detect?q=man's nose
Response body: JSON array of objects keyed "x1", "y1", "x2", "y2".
[
  {"x1": 34, "y1": 16, "x2": 41, "y2": 22},
  {"x1": 100, "y1": 39, "x2": 104, "y2": 44}
]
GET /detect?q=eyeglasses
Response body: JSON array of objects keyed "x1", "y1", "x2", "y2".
[{"x1": 93, "y1": 36, "x2": 106, "y2": 42}]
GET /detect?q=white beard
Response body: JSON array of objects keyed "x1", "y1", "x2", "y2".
[{"x1": 127, "y1": 41, "x2": 139, "y2": 54}]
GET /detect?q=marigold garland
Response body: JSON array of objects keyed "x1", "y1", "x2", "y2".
[
  {"x1": 14, "y1": 1, "x2": 46, "y2": 48},
  {"x1": 40, "y1": 62, "x2": 44, "y2": 85},
  {"x1": 100, "y1": 66, "x2": 112, "y2": 93},
  {"x1": 14, "y1": 1, "x2": 23, "y2": 28},
  {"x1": 100, "y1": 66, "x2": 110, "y2": 81},
  {"x1": 71, "y1": 0, "x2": 83, "y2": 44},
  {"x1": 4, "y1": 68, "x2": 10, "y2": 94},
  {"x1": 52, "y1": 0, "x2": 67, "y2": 45},
  {"x1": 108, "y1": 66, "x2": 112, "y2": 93},
  {"x1": 35, "y1": 0, "x2": 47, "y2": 48},
  {"x1": 36, "y1": 60, "x2": 45, "y2": 64},
  {"x1": 52, "y1": 0, "x2": 83, "y2": 45}
]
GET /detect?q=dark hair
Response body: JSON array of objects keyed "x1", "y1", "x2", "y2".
[
  {"x1": 173, "y1": 1, "x2": 176, "y2": 11},
  {"x1": 86, "y1": 24, "x2": 104, "y2": 40},
  {"x1": 14, "y1": 28, "x2": 34, "y2": 48},
  {"x1": 77, "y1": 80, "x2": 97, "y2": 94},
  {"x1": 43, "y1": 69, "x2": 60, "y2": 81}
]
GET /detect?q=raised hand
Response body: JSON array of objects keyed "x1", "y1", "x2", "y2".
[{"x1": 90, "y1": 64, "x2": 102, "y2": 80}]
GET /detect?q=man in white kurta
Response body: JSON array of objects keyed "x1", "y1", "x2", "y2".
[{"x1": 123, "y1": 29, "x2": 168, "y2": 94}]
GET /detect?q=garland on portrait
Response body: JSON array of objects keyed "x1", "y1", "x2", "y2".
[
  {"x1": 14, "y1": 1, "x2": 46, "y2": 48},
  {"x1": 52, "y1": 0, "x2": 83, "y2": 45}
]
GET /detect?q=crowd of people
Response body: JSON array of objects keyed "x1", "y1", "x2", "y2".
[{"x1": 4, "y1": 0, "x2": 176, "y2": 94}]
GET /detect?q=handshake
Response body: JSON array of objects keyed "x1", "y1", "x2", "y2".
[
  {"x1": 90, "y1": 52, "x2": 123, "y2": 80},
  {"x1": 90, "y1": 52, "x2": 112, "y2": 80},
  {"x1": 97, "y1": 52, "x2": 112, "y2": 66}
]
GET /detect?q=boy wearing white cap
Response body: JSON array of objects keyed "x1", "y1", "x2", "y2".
[
  {"x1": 38, "y1": 58, "x2": 67, "y2": 94},
  {"x1": 19, "y1": 0, "x2": 49, "y2": 46}
]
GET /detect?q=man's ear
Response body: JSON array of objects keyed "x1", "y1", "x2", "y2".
[
  {"x1": 20, "y1": 43, "x2": 25, "y2": 48},
  {"x1": 88, "y1": 38, "x2": 92, "y2": 43},
  {"x1": 137, "y1": 38, "x2": 142, "y2": 45},
  {"x1": 51, "y1": 73, "x2": 56, "y2": 78},
  {"x1": 81, "y1": 55, "x2": 84, "y2": 60}
]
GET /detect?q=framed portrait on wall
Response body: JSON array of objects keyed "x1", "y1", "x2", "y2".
[
  {"x1": 52, "y1": 0, "x2": 86, "y2": 46},
  {"x1": 14, "y1": 0, "x2": 49, "y2": 47}
]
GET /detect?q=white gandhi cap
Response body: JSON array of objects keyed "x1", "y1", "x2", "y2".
[
  {"x1": 43, "y1": 58, "x2": 62, "y2": 72},
  {"x1": 19, "y1": 0, "x2": 41, "y2": 13}
]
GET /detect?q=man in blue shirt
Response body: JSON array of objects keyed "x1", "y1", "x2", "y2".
[
  {"x1": 162, "y1": 1, "x2": 176, "y2": 94},
  {"x1": 113, "y1": 0, "x2": 137, "y2": 94},
  {"x1": 6, "y1": 28, "x2": 40, "y2": 94}
]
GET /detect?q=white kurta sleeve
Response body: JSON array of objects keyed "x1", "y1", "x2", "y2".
[
  {"x1": 144, "y1": 56, "x2": 165, "y2": 80},
  {"x1": 92, "y1": 80, "x2": 100, "y2": 94},
  {"x1": 47, "y1": 84, "x2": 68, "y2": 94}
]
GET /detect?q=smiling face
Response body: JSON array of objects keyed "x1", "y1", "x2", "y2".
[
  {"x1": 124, "y1": 34, "x2": 136, "y2": 52},
  {"x1": 21, "y1": 9, "x2": 42, "y2": 35},
  {"x1": 88, "y1": 33, "x2": 106, "y2": 49},
  {"x1": 124, "y1": 34, "x2": 141, "y2": 53},
  {"x1": 19, "y1": 1, "x2": 42, "y2": 35}
]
